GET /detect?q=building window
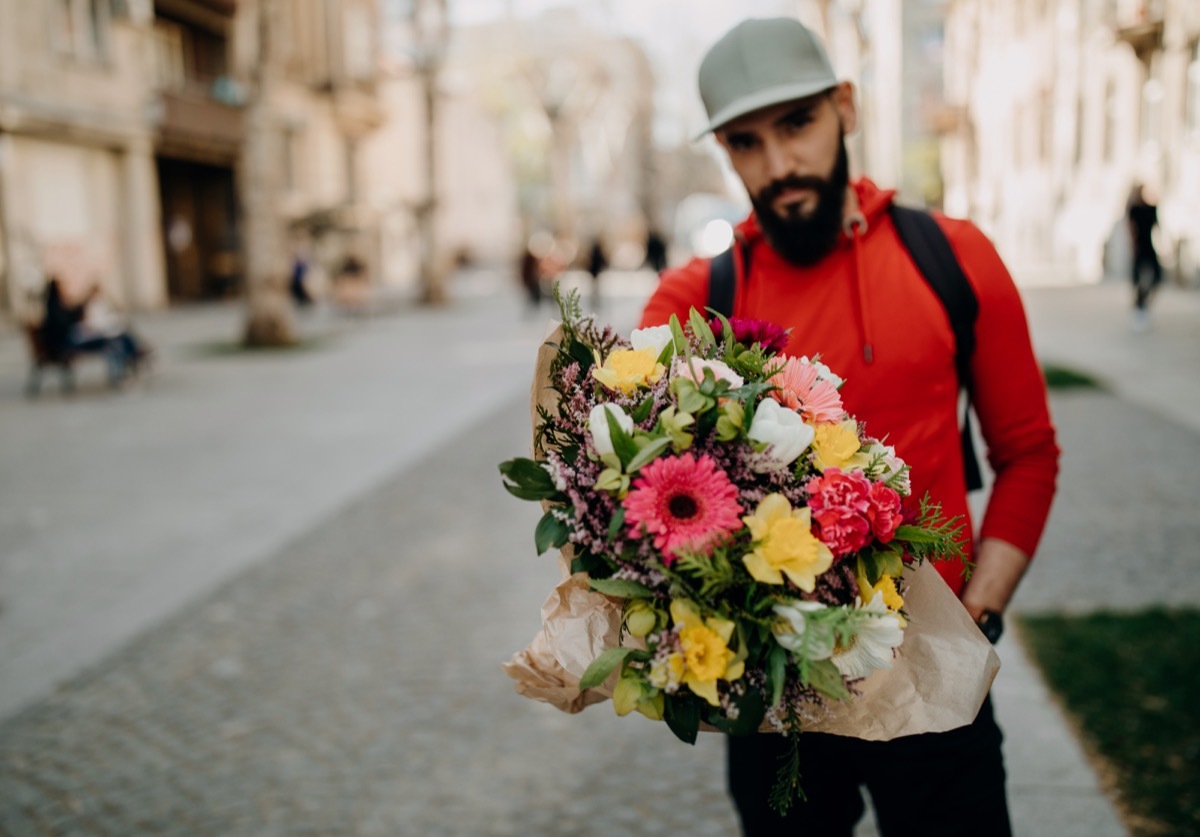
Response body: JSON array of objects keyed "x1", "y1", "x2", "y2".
[
  {"x1": 55, "y1": 0, "x2": 111, "y2": 63},
  {"x1": 150, "y1": 11, "x2": 229, "y2": 94}
]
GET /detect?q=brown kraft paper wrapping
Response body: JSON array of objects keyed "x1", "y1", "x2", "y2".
[{"x1": 501, "y1": 322, "x2": 1000, "y2": 739}]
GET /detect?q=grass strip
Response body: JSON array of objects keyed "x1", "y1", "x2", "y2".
[
  {"x1": 1041, "y1": 362, "x2": 1103, "y2": 390},
  {"x1": 1020, "y1": 609, "x2": 1200, "y2": 836}
]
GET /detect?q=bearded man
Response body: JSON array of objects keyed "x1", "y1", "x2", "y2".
[{"x1": 638, "y1": 18, "x2": 1060, "y2": 836}]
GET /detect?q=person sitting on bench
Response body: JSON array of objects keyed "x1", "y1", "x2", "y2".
[{"x1": 39, "y1": 278, "x2": 149, "y2": 385}]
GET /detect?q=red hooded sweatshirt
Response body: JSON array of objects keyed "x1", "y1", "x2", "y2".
[{"x1": 639, "y1": 179, "x2": 1059, "y2": 594}]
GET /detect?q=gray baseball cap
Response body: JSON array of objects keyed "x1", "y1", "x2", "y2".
[{"x1": 696, "y1": 17, "x2": 839, "y2": 139}]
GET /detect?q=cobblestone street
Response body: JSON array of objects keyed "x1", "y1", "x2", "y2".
[{"x1": 0, "y1": 392, "x2": 738, "y2": 836}]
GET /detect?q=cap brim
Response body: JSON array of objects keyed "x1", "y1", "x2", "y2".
[{"x1": 693, "y1": 78, "x2": 839, "y2": 142}]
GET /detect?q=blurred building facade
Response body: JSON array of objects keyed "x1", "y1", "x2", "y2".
[
  {"x1": 781, "y1": 0, "x2": 951, "y2": 206},
  {"x1": 941, "y1": 0, "x2": 1200, "y2": 283},
  {"x1": 0, "y1": 0, "x2": 388, "y2": 317},
  {"x1": 437, "y1": 8, "x2": 660, "y2": 268}
]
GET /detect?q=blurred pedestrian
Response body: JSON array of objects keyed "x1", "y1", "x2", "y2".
[
  {"x1": 519, "y1": 242, "x2": 543, "y2": 314},
  {"x1": 644, "y1": 228, "x2": 668, "y2": 273},
  {"x1": 1126, "y1": 183, "x2": 1162, "y2": 331},
  {"x1": 639, "y1": 17, "x2": 1059, "y2": 836},
  {"x1": 585, "y1": 237, "x2": 608, "y2": 310}
]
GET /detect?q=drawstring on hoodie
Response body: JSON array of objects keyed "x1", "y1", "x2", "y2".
[{"x1": 845, "y1": 211, "x2": 873, "y2": 364}]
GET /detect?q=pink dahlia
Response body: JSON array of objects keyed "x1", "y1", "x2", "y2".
[
  {"x1": 805, "y1": 468, "x2": 874, "y2": 558},
  {"x1": 769, "y1": 357, "x2": 844, "y2": 424},
  {"x1": 623, "y1": 453, "x2": 744, "y2": 565},
  {"x1": 867, "y1": 482, "x2": 903, "y2": 542}
]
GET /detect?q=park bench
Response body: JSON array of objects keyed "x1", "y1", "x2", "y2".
[{"x1": 21, "y1": 322, "x2": 109, "y2": 397}]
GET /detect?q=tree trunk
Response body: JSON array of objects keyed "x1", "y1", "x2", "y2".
[{"x1": 241, "y1": 0, "x2": 296, "y2": 346}]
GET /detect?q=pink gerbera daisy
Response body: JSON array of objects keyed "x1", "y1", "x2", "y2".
[
  {"x1": 769, "y1": 356, "x2": 844, "y2": 424},
  {"x1": 622, "y1": 453, "x2": 744, "y2": 565}
]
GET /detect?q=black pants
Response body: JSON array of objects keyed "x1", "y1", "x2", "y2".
[
  {"x1": 1132, "y1": 251, "x2": 1162, "y2": 310},
  {"x1": 728, "y1": 696, "x2": 1011, "y2": 837}
]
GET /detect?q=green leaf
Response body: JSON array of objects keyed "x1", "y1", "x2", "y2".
[
  {"x1": 663, "y1": 694, "x2": 701, "y2": 745},
  {"x1": 876, "y1": 548, "x2": 904, "y2": 579},
  {"x1": 534, "y1": 510, "x2": 571, "y2": 554},
  {"x1": 571, "y1": 551, "x2": 609, "y2": 577},
  {"x1": 894, "y1": 524, "x2": 944, "y2": 544},
  {"x1": 589, "y1": 577, "x2": 656, "y2": 599},
  {"x1": 606, "y1": 506, "x2": 626, "y2": 541},
  {"x1": 668, "y1": 314, "x2": 689, "y2": 356},
  {"x1": 605, "y1": 409, "x2": 639, "y2": 468},
  {"x1": 627, "y1": 436, "x2": 672, "y2": 472},
  {"x1": 579, "y1": 647, "x2": 636, "y2": 690},
  {"x1": 498, "y1": 458, "x2": 559, "y2": 500},
  {"x1": 631, "y1": 395, "x2": 655, "y2": 424},
  {"x1": 800, "y1": 658, "x2": 852, "y2": 702},
  {"x1": 688, "y1": 307, "x2": 716, "y2": 350},
  {"x1": 768, "y1": 644, "x2": 788, "y2": 709}
]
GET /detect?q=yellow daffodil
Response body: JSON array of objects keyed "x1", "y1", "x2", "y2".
[
  {"x1": 670, "y1": 599, "x2": 745, "y2": 706},
  {"x1": 742, "y1": 494, "x2": 834, "y2": 591},
  {"x1": 856, "y1": 573, "x2": 904, "y2": 612},
  {"x1": 592, "y1": 348, "x2": 664, "y2": 394},
  {"x1": 812, "y1": 420, "x2": 869, "y2": 472},
  {"x1": 648, "y1": 652, "x2": 685, "y2": 690}
]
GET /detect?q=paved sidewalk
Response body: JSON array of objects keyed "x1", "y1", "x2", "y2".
[{"x1": 0, "y1": 271, "x2": 1194, "y2": 834}]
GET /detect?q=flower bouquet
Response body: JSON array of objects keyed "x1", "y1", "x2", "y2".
[{"x1": 501, "y1": 293, "x2": 998, "y2": 810}]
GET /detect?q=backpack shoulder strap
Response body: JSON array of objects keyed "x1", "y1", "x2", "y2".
[
  {"x1": 889, "y1": 204, "x2": 978, "y2": 386},
  {"x1": 889, "y1": 204, "x2": 984, "y2": 492},
  {"x1": 707, "y1": 241, "x2": 752, "y2": 319}
]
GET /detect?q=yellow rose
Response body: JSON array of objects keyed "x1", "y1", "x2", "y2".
[
  {"x1": 592, "y1": 348, "x2": 665, "y2": 394},
  {"x1": 742, "y1": 494, "x2": 834, "y2": 591},
  {"x1": 812, "y1": 420, "x2": 868, "y2": 472},
  {"x1": 670, "y1": 599, "x2": 745, "y2": 706}
]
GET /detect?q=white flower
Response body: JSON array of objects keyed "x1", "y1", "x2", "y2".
[
  {"x1": 865, "y1": 442, "x2": 910, "y2": 495},
  {"x1": 630, "y1": 325, "x2": 674, "y2": 359},
  {"x1": 747, "y1": 399, "x2": 814, "y2": 472},
  {"x1": 671, "y1": 357, "x2": 745, "y2": 388},
  {"x1": 801, "y1": 355, "x2": 844, "y2": 388},
  {"x1": 831, "y1": 592, "x2": 905, "y2": 680},
  {"x1": 772, "y1": 601, "x2": 834, "y2": 659},
  {"x1": 588, "y1": 403, "x2": 634, "y2": 457}
]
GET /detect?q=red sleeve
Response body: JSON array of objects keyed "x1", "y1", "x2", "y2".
[
  {"x1": 942, "y1": 218, "x2": 1060, "y2": 558},
  {"x1": 638, "y1": 257, "x2": 712, "y2": 328}
]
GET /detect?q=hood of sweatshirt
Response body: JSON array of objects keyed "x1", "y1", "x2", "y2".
[{"x1": 733, "y1": 177, "x2": 897, "y2": 364}]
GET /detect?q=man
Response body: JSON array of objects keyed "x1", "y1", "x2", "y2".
[
  {"x1": 1126, "y1": 182, "x2": 1162, "y2": 331},
  {"x1": 638, "y1": 18, "x2": 1059, "y2": 836}
]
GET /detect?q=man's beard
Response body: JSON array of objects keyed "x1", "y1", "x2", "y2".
[{"x1": 750, "y1": 136, "x2": 850, "y2": 267}]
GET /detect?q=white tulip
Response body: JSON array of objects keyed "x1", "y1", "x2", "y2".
[
  {"x1": 801, "y1": 355, "x2": 844, "y2": 388},
  {"x1": 588, "y1": 403, "x2": 635, "y2": 457},
  {"x1": 629, "y1": 325, "x2": 674, "y2": 359},
  {"x1": 747, "y1": 399, "x2": 814, "y2": 472}
]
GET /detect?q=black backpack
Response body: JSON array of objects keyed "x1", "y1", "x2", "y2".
[{"x1": 707, "y1": 204, "x2": 984, "y2": 492}]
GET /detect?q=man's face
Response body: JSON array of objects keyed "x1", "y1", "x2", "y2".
[{"x1": 715, "y1": 83, "x2": 857, "y2": 265}]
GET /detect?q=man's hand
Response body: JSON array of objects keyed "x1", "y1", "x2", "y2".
[{"x1": 960, "y1": 538, "x2": 1031, "y2": 621}]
